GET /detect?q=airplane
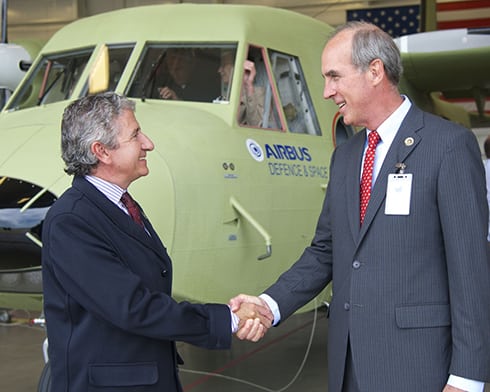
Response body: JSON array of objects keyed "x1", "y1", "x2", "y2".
[
  {"x1": 1, "y1": 3, "x2": 489, "y2": 391},
  {"x1": 0, "y1": 3, "x2": 346, "y2": 315},
  {"x1": 1, "y1": 1, "x2": 490, "y2": 321},
  {"x1": 394, "y1": 27, "x2": 490, "y2": 131}
]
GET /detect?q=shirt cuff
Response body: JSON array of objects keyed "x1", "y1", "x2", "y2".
[
  {"x1": 229, "y1": 306, "x2": 239, "y2": 333},
  {"x1": 259, "y1": 293, "x2": 281, "y2": 326},
  {"x1": 447, "y1": 374, "x2": 484, "y2": 392}
]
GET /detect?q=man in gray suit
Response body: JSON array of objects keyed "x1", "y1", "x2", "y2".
[{"x1": 231, "y1": 21, "x2": 490, "y2": 391}]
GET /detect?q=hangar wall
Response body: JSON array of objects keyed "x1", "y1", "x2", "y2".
[{"x1": 5, "y1": 0, "x2": 419, "y2": 41}]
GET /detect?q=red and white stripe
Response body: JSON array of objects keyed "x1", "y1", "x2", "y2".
[{"x1": 437, "y1": 0, "x2": 490, "y2": 29}]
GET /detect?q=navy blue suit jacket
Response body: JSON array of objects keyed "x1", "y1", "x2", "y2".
[{"x1": 42, "y1": 176, "x2": 231, "y2": 391}]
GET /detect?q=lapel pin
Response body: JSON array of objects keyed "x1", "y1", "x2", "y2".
[{"x1": 404, "y1": 137, "x2": 414, "y2": 146}]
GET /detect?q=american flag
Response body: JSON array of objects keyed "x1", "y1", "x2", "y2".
[
  {"x1": 346, "y1": 5, "x2": 420, "y2": 37},
  {"x1": 437, "y1": 0, "x2": 490, "y2": 29},
  {"x1": 347, "y1": 1, "x2": 490, "y2": 37}
]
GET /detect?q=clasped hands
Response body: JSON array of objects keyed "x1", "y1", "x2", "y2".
[{"x1": 229, "y1": 294, "x2": 273, "y2": 342}]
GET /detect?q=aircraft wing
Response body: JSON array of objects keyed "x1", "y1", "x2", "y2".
[{"x1": 395, "y1": 28, "x2": 490, "y2": 128}]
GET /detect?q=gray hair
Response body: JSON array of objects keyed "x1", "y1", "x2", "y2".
[
  {"x1": 329, "y1": 21, "x2": 403, "y2": 86},
  {"x1": 61, "y1": 92, "x2": 136, "y2": 176}
]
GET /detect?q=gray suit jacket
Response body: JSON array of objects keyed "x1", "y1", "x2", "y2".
[{"x1": 265, "y1": 104, "x2": 490, "y2": 391}]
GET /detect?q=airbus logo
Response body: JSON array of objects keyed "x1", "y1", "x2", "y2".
[
  {"x1": 246, "y1": 139, "x2": 264, "y2": 162},
  {"x1": 245, "y1": 139, "x2": 327, "y2": 179},
  {"x1": 265, "y1": 143, "x2": 311, "y2": 161},
  {"x1": 246, "y1": 139, "x2": 313, "y2": 162}
]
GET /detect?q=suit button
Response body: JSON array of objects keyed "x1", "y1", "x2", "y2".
[
  {"x1": 344, "y1": 302, "x2": 350, "y2": 311},
  {"x1": 352, "y1": 260, "x2": 361, "y2": 269},
  {"x1": 161, "y1": 269, "x2": 168, "y2": 277}
]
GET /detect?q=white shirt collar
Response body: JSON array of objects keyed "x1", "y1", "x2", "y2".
[
  {"x1": 362, "y1": 96, "x2": 412, "y2": 182},
  {"x1": 367, "y1": 95, "x2": 412, "y2": 146},
  {"x1": 85, "y1": 175, "x2": 127, "y2": 207}
]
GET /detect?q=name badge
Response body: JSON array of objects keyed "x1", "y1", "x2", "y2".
[{"x1": 385, "y1": 173, "x2": 412, "y2": 215}]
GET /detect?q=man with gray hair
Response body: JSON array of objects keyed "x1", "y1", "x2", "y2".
[
  {"x1": 232, "y1": 21, "x2": 490, "y2": 392},
  {"x1": 42, "y1": 92, "x2": 270, "y2": 391}
]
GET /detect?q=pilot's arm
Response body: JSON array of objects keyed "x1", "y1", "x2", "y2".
[{"x1": 239, "y1": 60, "x2": 265, "y2": 127}]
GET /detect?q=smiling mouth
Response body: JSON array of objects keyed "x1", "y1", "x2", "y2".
[{"x1": 338, "y1": 102, "x2": 346, "y2": 110}]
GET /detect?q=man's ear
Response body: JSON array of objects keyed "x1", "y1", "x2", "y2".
[
  {"x1": 91, "y1": 141, "x2": 111, "y2": 164},
  {"x1": 368, "y1": 58, "x2": 385, "y2": 86}
]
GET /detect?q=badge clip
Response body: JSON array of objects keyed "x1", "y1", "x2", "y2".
[{"x1": 395, "y1": 162, "x2": 406, "y2": 174}]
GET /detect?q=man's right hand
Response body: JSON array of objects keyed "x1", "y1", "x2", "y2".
[{"x1": 230, "y1": 294, "x2": 273, "y2": 341}]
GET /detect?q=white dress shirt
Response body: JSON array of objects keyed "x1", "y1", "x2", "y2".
[{"x1": 360, "y1": 95, "x2": 411, "y2": 183}]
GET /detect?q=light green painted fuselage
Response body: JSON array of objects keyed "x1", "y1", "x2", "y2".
[{"x1": 0, "y1": 4, "x2": 340, "y2": 312}]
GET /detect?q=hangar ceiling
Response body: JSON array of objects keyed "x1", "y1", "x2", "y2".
[{"x1": 5, "y1": 0, "x2": 420, "y2": 41}]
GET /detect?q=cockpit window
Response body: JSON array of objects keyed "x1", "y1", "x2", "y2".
[
  {"x1": 237, "y1": 46, "x2": 282, "y2": 130},
  {"x1": 6, "y1": 48, "x2": 93, "y2": 110},
  {"x1": 126, "y1": 44, "x2": 230, "y2": 102},
  {"x1": 80, "y1": 45, "x2": 134, "y2": 96},
  {"x1": 269, "y1": 50, "x2": 322, "y2": 135}
]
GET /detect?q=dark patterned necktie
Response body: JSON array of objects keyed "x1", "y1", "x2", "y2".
[
  {"x1": 121, "y1": 192, "x2": 144, "y2": 228},
  {"x1": 360, "y1": 130, "x2": 381, "y2": 225}
]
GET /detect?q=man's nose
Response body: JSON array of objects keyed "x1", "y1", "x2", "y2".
[
  {"x1": 323, "y1": 80, "x2": 335, "y2": 100},
  {"x1": 141, "y1": 132, "x2": 155, "y2": 151}
]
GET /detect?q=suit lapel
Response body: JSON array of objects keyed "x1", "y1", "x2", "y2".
[
  {"x1": 358, "y1": 106, "x2": 424, "y2": 241},
  {"x1": 73, "y1": 177, "x2": 167, "y2": 258},
  {"x1": 346, "y1": 131, "x2": 367, "y2": 242},
  {"x1": 137, "y1": 204, "x2": 168, "y2": 255}
]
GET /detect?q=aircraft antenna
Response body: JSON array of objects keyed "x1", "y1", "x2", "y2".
[
  {"x1": 1, "y1": 0, "x2": 7, "y2": 43},
  {"x1": 469, "y1": 27, "x2": 490, "y2": 35}
]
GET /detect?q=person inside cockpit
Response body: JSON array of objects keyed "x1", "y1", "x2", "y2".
[
  {"x1": 218, "y1": 50, "x2": 265, "y2": 127},
  {"x1": 155, "y1": 48, "x2": 216, "y2": 102}
]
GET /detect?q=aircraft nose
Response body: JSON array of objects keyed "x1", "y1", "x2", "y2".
[{"x1": 0, "y1": 176, "x2": 57, "y2": 297}]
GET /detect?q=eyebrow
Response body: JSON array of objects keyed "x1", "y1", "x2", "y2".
[
  {"x1": 324, "y1": 70, "x2": 339, "y2": 78},
  {"x1": 122, "y1": 127, "x2": 140, "y2": 142}
]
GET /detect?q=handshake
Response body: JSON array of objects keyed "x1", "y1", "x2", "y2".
[{"x1": 229, "y1": 294, "x2": 274, "y2": 342}]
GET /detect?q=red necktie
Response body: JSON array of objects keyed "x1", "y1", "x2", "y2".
[
  {"x1": 121, "y1": 192, "x2": 144, "y2": 228},
  {"x1": 360, "y1": 130, "x2": 381, "y2": 225}
]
